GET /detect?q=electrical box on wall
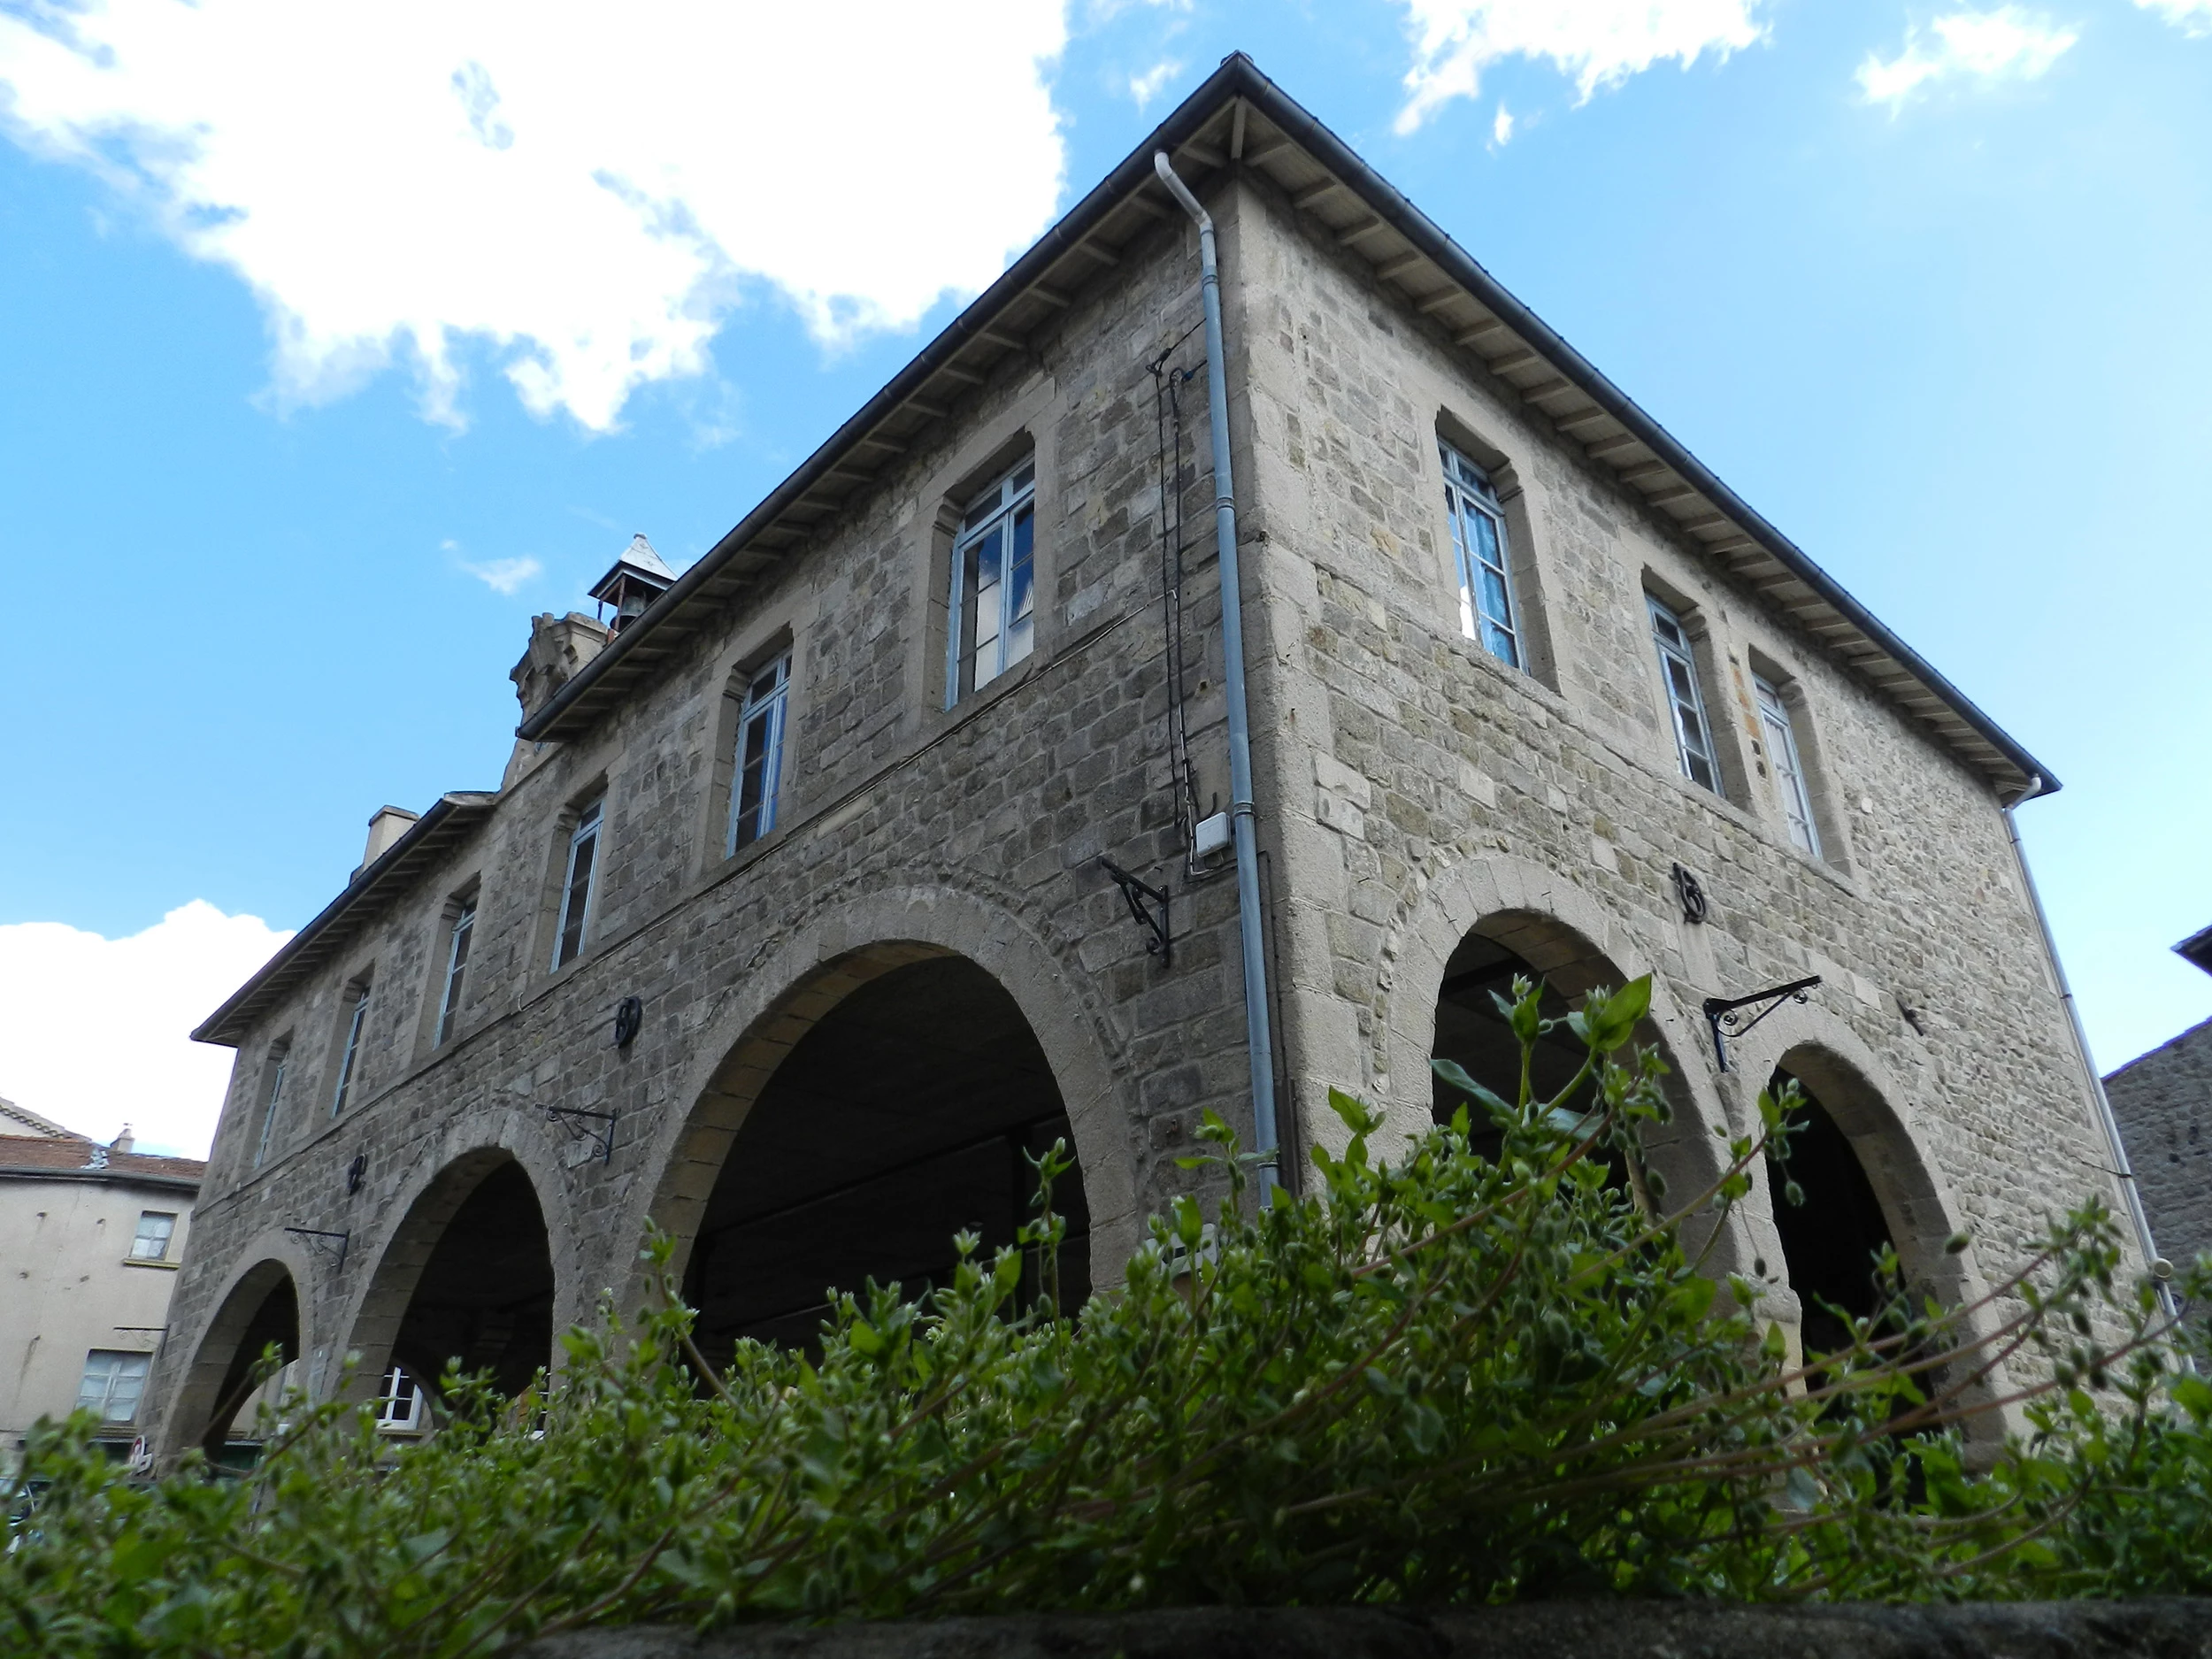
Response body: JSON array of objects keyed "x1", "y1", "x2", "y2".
[{"x1": 1194, "y1": 812, "x2": 1232, "y2": 858}]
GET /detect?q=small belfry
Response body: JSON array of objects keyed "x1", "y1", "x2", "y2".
[{"x1": 588, "y1": 533, "x2": 676, "y2": 634}]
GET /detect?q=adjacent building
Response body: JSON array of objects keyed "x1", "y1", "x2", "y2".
[
  {"x1": 2107, "y1": 927, "x2": 2212, "y2": 1286},
  {"x1": 146, "y1": 58, "x2": 2133, "y2": 1459},
  {"x1": 1, "y1": 1106, "x2": 204, "y2": 1475}
]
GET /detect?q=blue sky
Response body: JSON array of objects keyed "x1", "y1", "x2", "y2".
[{"x1": 2, "y1": 0, "x2": 2208, "y2": 1156}]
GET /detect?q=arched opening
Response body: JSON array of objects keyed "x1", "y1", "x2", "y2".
[
  {"x1": 1766, "y1": 1068, "x2": 1901, "y2": 1357},
  {"x1": 1428, "y1": 919, "x2": 1688, "y2": 1202},
  {"x1": 384, "y1": 1159, "x2": 555, "y2": 1399},
  {"x1": 190, "y1": 1264, "x2": 300, "y2": 1468},
  {"x1": 684, "y1": 954, "x2": 1091, "y2": 1358}
]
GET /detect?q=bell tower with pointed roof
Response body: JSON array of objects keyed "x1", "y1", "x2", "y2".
[{"x1": 588, "y1": 534, "x2": 677, "y2": 634}]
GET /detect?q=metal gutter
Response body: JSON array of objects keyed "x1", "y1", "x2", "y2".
[
  {"x1": 191, "y1": 791, "x2": 499, "y2": 1047},
  {"x1": 0, "y1": 1167, "x2": 204, "y2": 1195}
]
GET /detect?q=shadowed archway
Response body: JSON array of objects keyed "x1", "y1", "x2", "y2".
[
  {"x1": 386, "y1": 1161, "x2": 555, "y2": 1395},
  {"x1": 683, "y1": 954, "x2": 1091, "y2": 1357},
  {"x1": 1765, "y1": 1070, "x2": 1899, "y2": 1356},
  {"x1": 193, "y1": 1267, "x2": 299, "y2": 1462}
]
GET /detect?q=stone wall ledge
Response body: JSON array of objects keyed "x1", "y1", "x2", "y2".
[{"x1": 520, "y1": 1600, "x2": 2212, "y2": 1659}]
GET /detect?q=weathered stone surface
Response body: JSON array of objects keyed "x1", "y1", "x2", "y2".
[
  {"x1": 517, "y1": 1601, "x2": 2212, "y2": 1659},
  {"x1": 148, "y1": 89, "x2": 2131, "y2": 1460},
  {"x1": 2109, "y1": 1016, "x2": 2212, "y2": 1277}
]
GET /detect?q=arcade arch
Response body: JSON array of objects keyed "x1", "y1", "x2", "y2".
[
  {"x1": 630, "y1": 886, "x2": 1140, "y2": 1335},
  {"x1": 681, "y1": 954, "x2": 1091, "y2": 1356},
  {"x1": 166, "y1": 1253, "x2": 303, "y2": 1465},
  {"x1": 344, "y1": 1150, "x2": 557, "y2": 1404}
]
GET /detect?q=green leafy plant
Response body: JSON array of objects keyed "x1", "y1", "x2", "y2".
[{"x1": 4, "y1": 974, "x2": 2203, "y2": 1656}]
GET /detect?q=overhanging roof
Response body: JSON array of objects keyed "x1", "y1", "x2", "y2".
[
  {"x1": 193, "y1": 792, "x2": 498, "y2": 1048},
  {"x1": 517, "y1": 54, "x2": 2052, "y2": 803}
]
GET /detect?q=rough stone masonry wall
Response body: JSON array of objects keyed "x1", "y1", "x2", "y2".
[
  {"x1": 2108, "y1": 1017, "x2": 2212, "y2": 1279},
  {"x1": 152, "y1": 207, "x2": 1256, "y2": 1452},
  {"x1": 1223, "y1": 173, "x2": 2131, "y2": 1336}
]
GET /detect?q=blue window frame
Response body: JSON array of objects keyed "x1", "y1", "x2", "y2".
[
  {"x1": 1647, "y1": 595, "x2": 1719, "y2": 794},
  {"x1": 946, "y1": 458, "x2": 1036, "y2": 705},
  {"x1": 727, "y1": 652, "x2": 791, "y2": 856},
  {"x1": 1440, "y1": 442, "x2": 1521, "y2": 670}
]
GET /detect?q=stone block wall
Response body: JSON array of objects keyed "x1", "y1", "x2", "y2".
[{"x1": 2108, "y1": 1017, "x2": 2212, "y2": 1277}]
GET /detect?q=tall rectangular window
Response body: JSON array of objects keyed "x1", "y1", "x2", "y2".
[
  {"x1": 434, "y1": 898, "x2": 476, "y2": 1047},
  {"x1": 254, "y1": 1041, "x2": 288, "y2": 1167},
  {"x1": 1440, "y1": 442, "x2": 1522, "y2": 670},
  {"x1": 552, "y1": 798, "x2": 603, "y2": 970},
  {"x1": 1755, "y1": 674, "x2": 1822, "y2": 856},
  {"x1": 726, "y1": 653, "x2": 791, "y2": 856},
  {"x1": 76, "y1": 1350, "x2": 150, "y2": 1423},
  {"x1": 1647, "y1": 595, "x2": 1719, "y2": 793},
  {"x1": 129, "y1": 1211, "x2": 177, "y2": 1262},
  {"x1": 946, "y1": 458, "x2": 1036, "y2": 704},
  {"x1": 330, "y1": 979, "x2": 372, "y2": 1117}
]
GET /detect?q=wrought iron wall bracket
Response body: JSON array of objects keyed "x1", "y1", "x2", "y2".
[
  {"x1": 1701, "y1": 976, "x2": 1822, "y2": 1071},
  {"x1": 1098, "y1": 856, "x2": 1171, "y2": 966},
  {"x1": 546, "y1": 1104, "x2": 618, "y2": 1164},
  {"x1": 283, "y1": 1226, "x2": 350, "y2": 1273}
]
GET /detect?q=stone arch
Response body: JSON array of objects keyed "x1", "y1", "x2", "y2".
[
  {"x1": 629, "y1": 883, "x2": 1139, "y2": 1325},
  {"x1": 1377, "y1": 855, "x2": 1736, "y2": 1248},
  {"x1": 1723, "y1": 1001, "x2": 1991, "y2": 1321},
  {"x1": 161, "y1": 1236, "x2": 311, "y2": 1464},
  {"x1": 339, "y1": 1144, "x2": 561, "y2": 1405}
]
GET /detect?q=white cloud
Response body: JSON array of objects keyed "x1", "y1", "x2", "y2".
[
  {"x1": 1395, "y1": 0, "x2": 1768, "y2": 132},
  {"x1": 1127, "y1": 58, "x2": 1183, "y2": 110},
  {"x1": 1857, "y1": 8, "x2": 2078, "y2": 108},
  {"x1": 0, "y1": 2, "x2": 1070, "y2": 433},
  {"x1": 1493, "y1": 102, "x2": 1515, "y2": 143},
  {"x1": 460, "y1": 555, "x2": 542, "y2": 595},
  {"x1": 0, "y1": 902, "x2": 293, "y2": 1159},
  {"x1": 2134, "y1": 0, "x2": 2212, "y2": 34}
]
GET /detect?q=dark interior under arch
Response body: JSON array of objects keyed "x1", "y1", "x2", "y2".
[
  {"x1": 199, "y1": 1274, "x2": 299, "y2": 1461},
  {"x1": 683, "y1": 955, "x2": 1092, "y2": 1359},
  {"x1": 1766, "y1": 1070, "x2": 1898, "y2": 1356},
  {"x1": 388, "y1": 1161, "x2": 555, "y2": 1396}
]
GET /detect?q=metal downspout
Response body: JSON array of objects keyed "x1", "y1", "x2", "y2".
[
  {"x1": 2003, "y1": 780, "x2": 2175, "y2": 1315},
  {"x1": 1154, "y1": 151, "x2": 1280, "y2": 1196}
]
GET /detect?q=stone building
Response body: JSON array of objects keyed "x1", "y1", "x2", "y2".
[
  {"x1": 147, "y1": 58, "x2": 2132, "y2": 1458},
  {"x1": 1, "y1": 1110, "x2": 204, "y2": 1476},
  {"x1": 2107, "y1": 927, "x2": 2212, "y2": 1284}
]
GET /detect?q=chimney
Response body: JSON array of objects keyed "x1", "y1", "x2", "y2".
[
  {"x1": 361, "y1": 806, "x2": 419, "y2": 872},
  {"x1": 110, "y1": 1125, "x2": 134, "y2": 1154}
]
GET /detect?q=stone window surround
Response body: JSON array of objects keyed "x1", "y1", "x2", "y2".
[
  {"x1": 534, "y1": 779, "x2": 612, "y2": 983},
  {"x1": 700, "y1": 612, "x2": 809, "y2": 880},
  {"x1": 1640, "y1": 571, "x2": 1757, "y2": 809},
  {"x1": 911, "y1": 378, "x2": 1061, "y2": 741},
  {"x1": 250, "y1": 1032, "x2": 293, "y2": 1171},
  {"x1": 413, "y1": 875, "x2": 484, "y2": 1064},
  {"x1": 1743, "y1": 642, "x2": 1853, "y2": 875},
  {"x1": 324, "y1": 964, "x2": 376, "y2": 1121},
  {"x1": 1429, "y1": 403, "x2": 1562, "y2": 693}
]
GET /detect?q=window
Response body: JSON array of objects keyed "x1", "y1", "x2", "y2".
[
  {"x1": 946, "y1": 458, "x2": 1036, "y2": 704},
  {"x1": 1440, "y1": 442, "x2": 1522, "y2": 669},
  {"x1": 76, "y1": 1350, "x2": 150, "y2": 1423},
  {"x1": 434, "y1": 897, "x2": 476, "y2": 1046},
  {"x1": 375, "y1": 1365, "x2": 426, "y2": 1435},
  {"x1": 552, "y1": 798, "x2": 603, "y2": 970},
  {"x1": 254, "y1": 1041, "x2": 289, "y2": 1167},
  {"x1": 726, "y1": 653, "x2": 791, "y2": 856},
  {"x1": 1755, "y1": 674, "x2": 1822, "y2": 856},
  {"x1": 1647, "y1": 595, "x2": 1719, "y2": 793},
  {"x1": 129, "y1": 1211, "x2": 176, "y2": 1262},
  {"x1": 330, "y1": 979, "x2": 372, "y2": 1117}
]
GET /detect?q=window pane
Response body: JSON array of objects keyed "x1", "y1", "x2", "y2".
[
  {"x1": 437, "y1": 903, "x2": 474, "y2": 1046},
  {"x1": 131, "y1": 1212, "x2": 176, "y2": 1260},
  {"x1": 557, "y1": 833, "x2": 595, "y2": 965},
  {"x1": 256, "y1": 1052, "x2": 288, "y2": 1166}
]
